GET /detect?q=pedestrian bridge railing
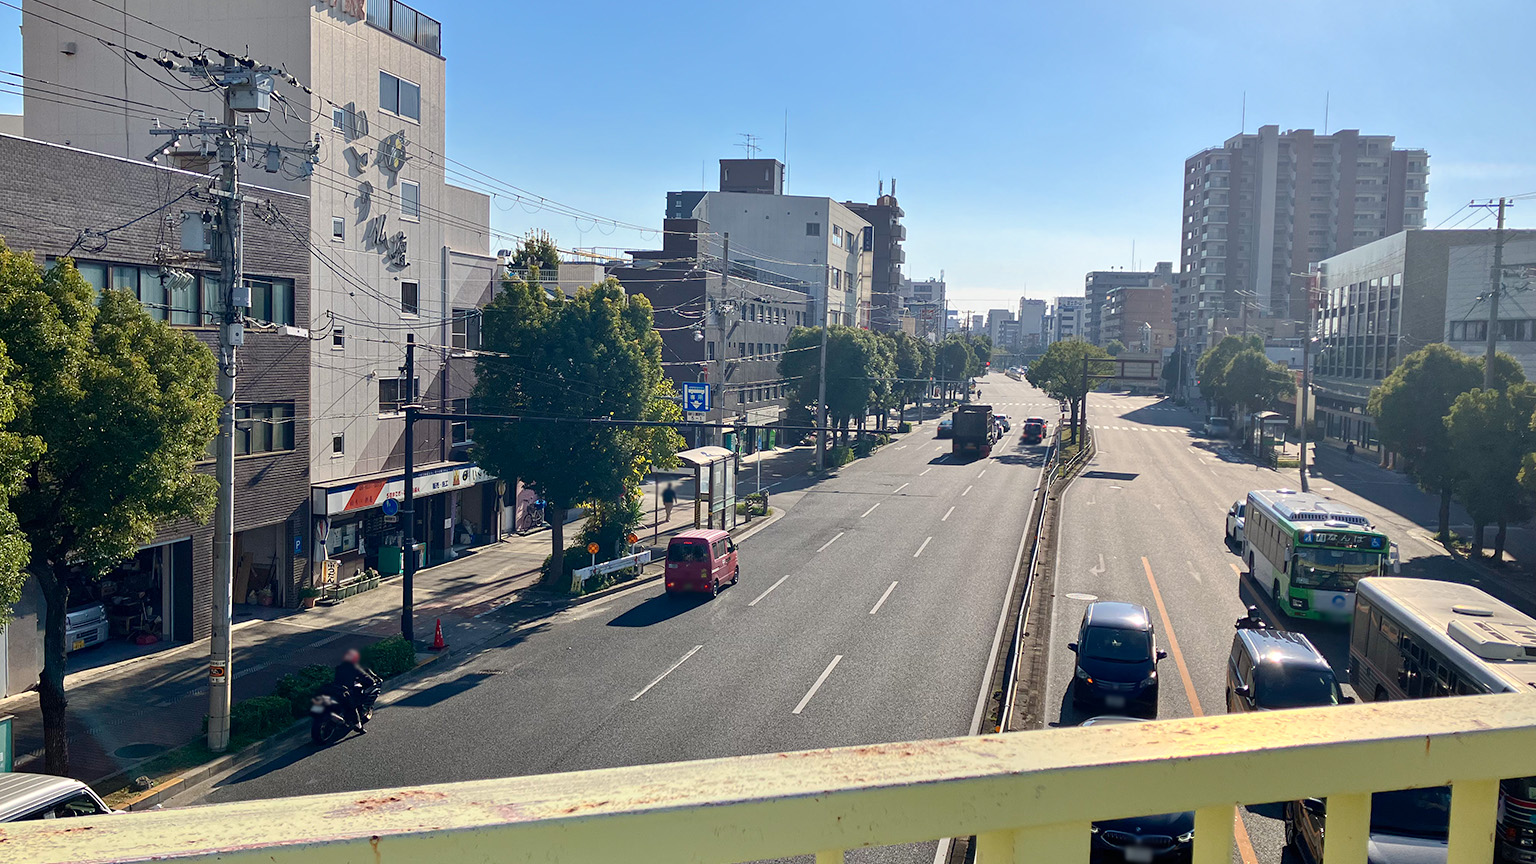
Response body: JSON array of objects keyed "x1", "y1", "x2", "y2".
[{"x1": 9, "y1": 693, "x2": 1532, "y2": 864}]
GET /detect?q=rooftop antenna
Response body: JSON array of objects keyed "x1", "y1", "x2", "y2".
[
  {"x1": 1323, "y1": 91, "x2": 1330, "y2": 135},
  {"x1": 782, "y1": 109, "x2": 789, "y2": 192},
  {"x1": 737, "y1": 133, "x2": 761, "y2": 158},
  {"x1": 1241, "y1": 91, "x2": 1246, "y2": 135}
]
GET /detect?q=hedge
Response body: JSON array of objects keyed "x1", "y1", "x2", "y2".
[
  {"x1": 897, "y1": 421, "x2": 912, "y2": 433},
  {"x1": 362, "y1": 634, "x2": 417, "y2": 678},
  {"x1": 274, "y1": 664, "x2": 335, "y2": 718},
  {"x1": 230, "y1": 695, "x2": 294, "y2": 740}
]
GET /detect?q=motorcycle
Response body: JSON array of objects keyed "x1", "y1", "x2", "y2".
[{"x1": 310, "y1": 680, "x2": 381, "y2": 745}]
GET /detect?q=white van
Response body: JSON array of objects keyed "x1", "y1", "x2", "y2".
[{"x1": 0, "y1": 773, "x2": 114, "y2": 822}]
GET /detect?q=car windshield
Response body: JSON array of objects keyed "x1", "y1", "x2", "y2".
[
  {"x1": 1369, "y1": 787, "x2": 1451, "y2": 838},
  {"x1": 1081, "y1": 626, "x2": 1151, "y2": 662},
  {"x1": 1253, "y1": 665, "x2": 1339, "y2": 709},
  {"x1": 667, "y1": 542, "x2": 708, "y2": 563}
]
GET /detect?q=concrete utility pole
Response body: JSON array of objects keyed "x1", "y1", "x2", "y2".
[
  {"x1": 816, "y1": 264, "x2": 829, "y2": 471},
  {"x1": 153, "y1": 57, "x2": 316, "y2": 752},
  {"x1": 1298, "y1": 274, "x2": 1319, "y2": 493},
  {"x1": 1475, "y1": 198, "x2": 1511, "y2": 389},
  {"x1": 401, "y1": 335, "x2": 418, "y2": 643}
]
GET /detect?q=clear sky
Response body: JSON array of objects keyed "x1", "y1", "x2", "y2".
[{"x1": 2, "y1": 1, "x2": 1534, "y2": 313}]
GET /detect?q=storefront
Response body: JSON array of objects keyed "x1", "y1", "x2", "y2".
[
  {"x1": 311, "y1": 463, "x2": 504, "y2": 586},
  {"x1": 234, "y1": 522, "x2": 292, "y2": 609},
  {"x1": 65, "y1": 536, "x2": 194, "y2": 646}
]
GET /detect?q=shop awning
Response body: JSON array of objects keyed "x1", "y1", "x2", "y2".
[{"x1": 312, "y1": 462, "x2": 494, "y2": 517}]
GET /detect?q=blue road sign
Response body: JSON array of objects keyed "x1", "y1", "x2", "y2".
[
  {"x1": 381, "y1": 497, "x2": 400, "y2": 517},
  {"x1": 683, "y1": 382, "x2": 711, "y2": 413}
]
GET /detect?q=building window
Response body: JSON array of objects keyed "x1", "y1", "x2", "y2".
[
  {"x1": 332, "y1": 433, "x2": 345, "y2": 456},
  {"x1": 451, "y1": 308, "x2": 481, "y2": 351},
  {"x1": 235, "y1": 403, "x2": 295, "y2": 455},
  {"x1": 401, "y1": 280, "x2": 419, "y2": 315},
  {"x1": 246, "y1": 277, "x2": 295, "y2": 326},
  {"x1": 832, "y1": 225, "x2": 844, "y2": 248},
  {"x1": 332, "y1": 106, "x2": 346, "y2": 132},
  {"x1": 400, "y1": 181, "x2": 421, "y2": 220},
  {"x1": 806, "y1": 222, "x2": 821, "y2": 237},
  {"x1": 378, "y1": 376, "x2": 418, "y2": 414},
  {"x1": 332, "y1": 216, "x2": 345, "y2": 240},
  {"x1": 379, "y1": 70, "x2": 421, "y2": 122},
  {"x1": 451, "y1": 397, "x2": 469, "y2": 446},
  {"x1": 707, "y1": 341, "x2": 715, "y2": 361}
]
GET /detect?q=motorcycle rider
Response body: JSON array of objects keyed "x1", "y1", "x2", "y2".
[{"x1": 333, "y1": 648, "x2": 380, "y2": 734}]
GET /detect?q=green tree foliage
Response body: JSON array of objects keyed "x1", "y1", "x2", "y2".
[
  {"x1": 1219, "y1": 348, "x2": 1296, "y2": 413},
  {"x1": 779, "y1": 326, "x2": 896, "y2": 443},
  {"x1": 1196, "y1": 335, "x2": 1263, "y2": 412},
  {"x1": 889, "y1": 331, "x2": 935, "y2": 416},
  {"x1": 1025, "y1": 339, "x2": 1111, "y2": 442},
  {"x1": 0, "y1": 250, "x2": 220, "y2": 775},
  {"x1": 1105, "y1": 339, "x2": 1125, "y2": 357},
  {"x1": 509, "y1": 229, "x2": 560, "y2": 276},
  {"x1": 473, "y1": 270, "x2": 681, "y2": 586},
  {"x1": 1368, "y1": 345, "x2": 1482, "y2": 538},
  {"x1": 1446, "y1": 383, "x2": 1536, "y2": 559}
]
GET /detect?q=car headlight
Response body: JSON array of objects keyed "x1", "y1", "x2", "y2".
[
  {"x1": 1075, "y1": 667, "x2": 1090, "y2": 680},
  {"x1": 1141, "y1": 674, "x2": 1158, "y2": 687},
  {"x1": 1177, "y1": 830, "x2": 1194, "y2": 844},
  {"x1": 1290, "y1": 598, "x2": 1305, "y2": 609}
]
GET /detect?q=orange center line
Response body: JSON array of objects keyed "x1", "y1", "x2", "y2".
[{"x1": 1143, "y1": 556, "x2": 1260, "y2": 864}]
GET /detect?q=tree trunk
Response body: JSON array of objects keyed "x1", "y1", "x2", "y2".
[
  {"x1": 1495, "y1": 519, "x2": 1508, "y2": 563},
  {"x1": 545, "y1": 506, "x2": 567, "y2": 587},
  {"x1": 1472, "y1": 522, "x2": 1485, "y2": 557},
  {"x1": 1437, "y1": 487, "x2": 1453, "y2": 540},
  {"x1": 36, "y1": 561, "x2": 70, "y2": 775}
]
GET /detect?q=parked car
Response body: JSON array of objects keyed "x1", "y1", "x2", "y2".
[
  {"x1": 0, "y1": 773, "x2": 115, "y2": 822},
  {"x1": 1069, "y1": 601, "x2": 1166, "y2": 717},
  {"x1": 1202, "y1": 417, "x2": 1231, "y2": 438},
  {"x1": 1224, "y1": 501, "x2": 1246, "y2": 548},
  {"x1": 936, "y1": 415, "x2": 954, "y2": 439},
  {"x1": 1226, "y1": 622, "x2": 1350, "y2": 713},
  {"x1": 1022, "y1": 417, "x2": 1048, "y2": 445},
  {"x1": 1285, "y1": 786, "x2": 1450, "y2": 864},
  {"x1": 994, "y1": 414, "x2": 1011, "y2": 433},
  {"x1": 664, "y1": 529, "x2": 739, "y2": 597},
  {"x1": 65, "y1": 601, "x2": 109, "y2": 654},
  {"x1": 1082, "y1": 716, "x2": 1193, "y2": 862}
]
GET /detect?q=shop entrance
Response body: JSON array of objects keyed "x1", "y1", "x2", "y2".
[
  {"x1": 235, "y1": 523, "x2": 288, "y2": 609},
  {"x1": 64, "y1": 537, "x2": 192, "y2": 651}
]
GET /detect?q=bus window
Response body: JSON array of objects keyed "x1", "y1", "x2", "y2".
[
  {"x1": 1368, "y1": 614, "x2": 1405, "y2": 692},
  {"x1": 1351, "y1": 598, "x2": 1374, "y2": 656}
]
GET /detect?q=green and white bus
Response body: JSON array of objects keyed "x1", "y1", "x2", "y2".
[{"x1": 1243, "y1": 489, "x2": 1396, "y2": 621}]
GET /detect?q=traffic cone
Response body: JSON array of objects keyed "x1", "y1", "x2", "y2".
[{"x1": 429, "y1": 618, "x2": 447, "y2": 651}]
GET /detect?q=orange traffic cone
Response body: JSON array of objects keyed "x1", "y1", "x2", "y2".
[{"x1": 430, "y1": 618, "x2": 447, "y2": 651}]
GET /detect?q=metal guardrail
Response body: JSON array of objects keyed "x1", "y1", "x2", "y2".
[{"x1": 8, "y1": 694, "x2": 1532, "y2": 863}]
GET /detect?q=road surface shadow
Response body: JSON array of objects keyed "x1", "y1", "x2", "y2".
[
  {"x1": 393, "y1": 672, "x2": 498, "y2": 708},
  {"x1": 607, "y1": 592, "x2": 709, "y2": 628}
]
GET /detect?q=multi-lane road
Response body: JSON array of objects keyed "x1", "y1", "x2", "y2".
[
  {"x1": 198, "y1": 374, "x2": 1056, "y2": 862},
  {"x1": 1042, "y1": 391, "x2": 1479, "y2": 863}
]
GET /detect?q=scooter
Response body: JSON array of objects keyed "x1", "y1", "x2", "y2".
[{"x1": 310, "y1": 680, "x2": 381, "y2": 745}]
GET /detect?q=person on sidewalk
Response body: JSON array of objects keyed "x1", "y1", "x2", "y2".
[{"x1": 661, "y1": 484, "x2": 676, "y2": 522}]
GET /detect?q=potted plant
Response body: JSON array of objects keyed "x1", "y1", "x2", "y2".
[{"x1": 298, "y1": 586, "x2": 322, "y2": 609}]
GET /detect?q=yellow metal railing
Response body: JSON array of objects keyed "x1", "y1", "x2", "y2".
[{"x1": 7, "y1": 693, "x2": 1535, "y2": 864}]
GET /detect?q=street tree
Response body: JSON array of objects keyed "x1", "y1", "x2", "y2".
[
  {"x1": 1196, "y1": 335, "x2": 1262, "y2": 413},
  {"x1": 938, "y1": 336, "x2": 974, "y2": 400},
  {"x1": 1367, "y1": 344, "x2": 1482, "y2": 538},
  {"x1": 1105, "y1": 339, "x2": 1125, "y2": 357},
  {"x1": 889, "y1": 331, "x2": 934, "y2": 418},
  {"x1": 1446, "y1": 383, "x2": 1536, "y2": 559},
  {"x1": 0, "y1": 251, "x2": 220, "y2": 774},
  {"x1": 1219, "y1": 348, "x2": 1295, "y2": 415},
  {"x1": 473, "y1": 272, "x2": 679, "y2": 585},
  {"x1": 1025, "y1": 339, "x2": 1111, "y2": 444}
]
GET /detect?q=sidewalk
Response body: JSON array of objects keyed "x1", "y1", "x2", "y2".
[{"x1": 0, "y1": 443, "x2": 821, "y2": 786}]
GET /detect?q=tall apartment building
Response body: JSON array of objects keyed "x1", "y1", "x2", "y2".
[
  {"x1": 1017, "y1": 298, "x2": 1047, "y2": 350},
  {"x1": 1083, "y1": 263, "x2": 1173, "y2": 346},
  {"x1": 1048, "y1": 297, "x2": 1085, "y2": 343},
  {"x1": 23, "y1": 1, "x2": 503, "y2": 597},
  {"x1": 1178, "y1": 126, "x2": 1429, "y2": 349},
  {"x1": 985, "y1": 309, "x2": 1015, "y2": 349},
  {"x1": 844, "y1": 181, "x2": 907, "y2": 333},
  {"x1": 668, "y1": 159, "x2": 870, "y2": 328}
]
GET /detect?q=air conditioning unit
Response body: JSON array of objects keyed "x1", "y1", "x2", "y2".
[{"x1": 1448, "y1": 618, "x2": 1536, "y2": 661}]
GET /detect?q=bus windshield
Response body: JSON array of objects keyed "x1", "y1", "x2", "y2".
[{"x1": 1293, "y1": 547, "x2": 1383, "y2": 590}]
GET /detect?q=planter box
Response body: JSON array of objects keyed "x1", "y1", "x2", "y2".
[{"x1": 323, "y1": 575, "x2": 381, "y2": 602}]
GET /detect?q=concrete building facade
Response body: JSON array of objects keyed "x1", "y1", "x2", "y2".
[
  {"x1": 1101, "y1": 283, "x2": 1175, "y2": 354},
  {"x1": 1048, "y1": 297, "x2": 1085, "y2": 343},
  {"x1": 844, "y1": 182, "x2": 906, "y2": 333},
  {"x1": 1179, "y1": 126, "x2": 1429, "y2": 349},
  {"x1": 1017, "y1": 298, "x2": 1047, "y2": 351},
  {"x1": 22, "y1": 0, "x2": 504, "y2": 590},
  {"x1": 1083, "y1": 265, "x2": 1171, "y2": 347}
]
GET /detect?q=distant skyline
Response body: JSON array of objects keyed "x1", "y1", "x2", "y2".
[{"x1": 2, "y1": 1, "x2": 1533, "y2": 311}]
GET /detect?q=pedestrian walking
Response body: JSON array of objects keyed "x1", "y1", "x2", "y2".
[{"x1": 661, "y1": 483, "x2": 676, "y2": 523}]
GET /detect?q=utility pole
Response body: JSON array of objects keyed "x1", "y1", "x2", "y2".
[
  {"x1": 1299, "y1": 276, "x2": 1317, "y2": 492},
  {"x1": 1474, "y1": 198, "x2": 1511, "y2": 389},
  {"x1": 815, "y1": 264, "x2": 829, "y2": 471},
  {"x1": 154, "y1": 55, "x2": 317, "y2": 753},
  {"x1": 401, "y1": 335, "x2": 418, "y2": 644}
]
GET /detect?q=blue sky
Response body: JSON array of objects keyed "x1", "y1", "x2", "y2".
[{"x1": 3, "y1": 1, "x2": 1534, "y2": 312}]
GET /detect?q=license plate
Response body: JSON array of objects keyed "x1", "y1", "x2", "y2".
[
  {"x1": 71, "y1": 639, "x2": 84, "y2": 651},
  {"x1": 1105, "y1": 695, "x2": 1126, "y2": 709},
  {"x1": 1125, "y1": 846, "x2": 1155, "y2": 863}
]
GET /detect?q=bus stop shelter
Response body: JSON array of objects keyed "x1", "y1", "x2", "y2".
[{"x1": 677, "y1": 446, "x2": 737, "y2": 531}]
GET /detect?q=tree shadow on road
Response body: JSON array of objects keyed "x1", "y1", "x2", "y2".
[{"x1": 606, "y1": 593, "x2": 708, "y2": 628}]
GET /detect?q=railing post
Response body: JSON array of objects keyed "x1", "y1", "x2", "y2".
[
  {"x1": 1448, "y1": 778, "x2": 1499, "y2": 864},
  {"x1": 976, "y1": 823, "x2": 1089, "y2": 864},
  {"x1": 1322, "y1": 792, "x2": 1371, "y2": 864},
  {"x1": 1191, "y1": 805, "x2": 1235, "y2": 864}
]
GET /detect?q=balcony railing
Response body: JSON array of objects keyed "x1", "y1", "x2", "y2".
[{"x1": 9, "y1": 694, "x2": 1534, "y2": 863}]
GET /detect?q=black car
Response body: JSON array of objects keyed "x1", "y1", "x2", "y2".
[
  {"x1": 1285, "y1": 786, "x2": 1450, "y2": 864},
  {"x1": 1083, "y1": 717, "x2": 1193, "y2": 863},
  {"x1": 1069, "y1": 601, "x2": 1166, "y2": 717}
]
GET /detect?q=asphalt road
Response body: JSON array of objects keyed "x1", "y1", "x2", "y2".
[
  {"x1": 200, "y1": 375, "x2": 1053, "y2": 863},
  {"x1": 1041, "y1": 391, "x2": 1482, "y2": 864}
]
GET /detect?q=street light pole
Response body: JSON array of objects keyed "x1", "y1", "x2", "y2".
[{"x1": 815, "y1": 265, "x2": 829, "y2": 471}]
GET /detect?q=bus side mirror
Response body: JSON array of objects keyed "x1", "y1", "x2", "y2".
[
  {"x1": 1233, "y1": 685, "x2": 1251, "y2": 699},
  {"x1": 1067, "y1": 642, "x2": 1078, "y2": 653},
  {"x1": 1156, "y1": 650, "x2": 1168, "y2": 661},
  {"x1": 1340, "y1": 695, "x2": 1356, "y2": 704}
]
